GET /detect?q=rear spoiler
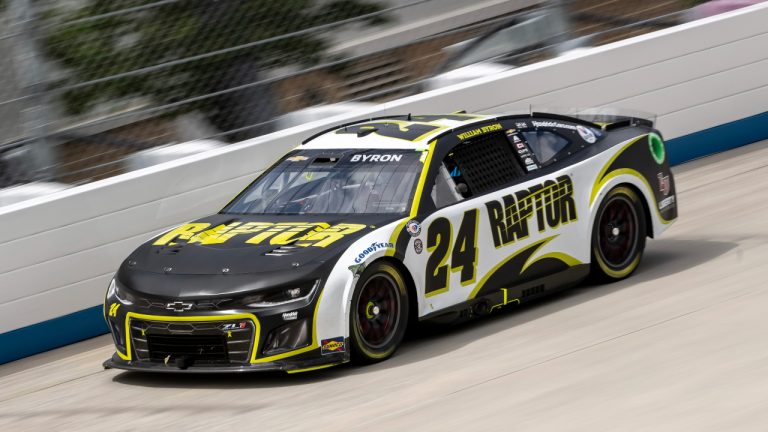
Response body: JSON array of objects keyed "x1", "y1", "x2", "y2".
[
  {"x1": 572, "y1": 114, "x2": 654, "y2": 131},
  {"x1": 530, "y1": 106, "x2": 656, "y2": 130}
]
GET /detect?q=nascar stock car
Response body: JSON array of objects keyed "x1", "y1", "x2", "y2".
[{"x1": 103, "y1": 112, "x2": 677, "y2": 373}]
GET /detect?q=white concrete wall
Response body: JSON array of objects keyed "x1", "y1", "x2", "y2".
[{"x1": 2, "y1": 2, "x2": 767, "y2": 335}]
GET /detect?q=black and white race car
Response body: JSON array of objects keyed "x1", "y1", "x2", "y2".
[{"x1": 103, "y1": 112, "x2": 677, "y2": 373}]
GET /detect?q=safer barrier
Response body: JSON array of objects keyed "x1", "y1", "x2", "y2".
[{"x1": 2, "y1": 3, "x2": 767, "y2": 364}]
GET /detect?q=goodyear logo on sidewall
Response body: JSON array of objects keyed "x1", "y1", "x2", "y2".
[
  {"x1": 456, "y1": 123, "x2": 502, "y2": 141},
  {"x1": 321, "y1": 337, "x2": 346, "y2": 355}
]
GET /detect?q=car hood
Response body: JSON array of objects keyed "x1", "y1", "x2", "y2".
[{"x1": 117, "y1": 213, "x2": 399, "y2": 298}]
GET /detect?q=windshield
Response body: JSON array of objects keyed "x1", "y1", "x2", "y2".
[{"x1": 223, "y1": 149, "x2": 425, "y2": 215}]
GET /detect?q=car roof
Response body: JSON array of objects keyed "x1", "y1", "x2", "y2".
[{"x1": 301, "y1": 114, "x2": 494, "y2": 150}]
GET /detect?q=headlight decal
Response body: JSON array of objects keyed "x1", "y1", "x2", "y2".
[{"x1": 242, "y1": 279, "x2": 320, "y2": 308}]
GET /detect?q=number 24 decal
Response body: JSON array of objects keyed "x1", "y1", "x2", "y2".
[{"x1": 425, "y1": 209, "x2": 478, "y2": 296}]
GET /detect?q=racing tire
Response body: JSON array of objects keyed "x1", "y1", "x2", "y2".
[
  {"x1": 350, "y1": 261, "x2": 409, "y2": 364},
  {"x1": 590, "y1": 185, "x2": 647, "y2": 282}
]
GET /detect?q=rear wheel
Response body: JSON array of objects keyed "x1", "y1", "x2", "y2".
[
  {"x1": 350, "y1": 261, "x2": 409, "y2": 363},
  {"x1": 591, "y1": 186, "x2": 647, "y2": 282}
]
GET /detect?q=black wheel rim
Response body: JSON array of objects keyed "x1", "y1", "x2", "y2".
[
  {"x1": 597, "y1": 195, "x2": 639, "y2": 268},
  {"x1": 355, "y1": 273, "x2": 401, "y2": 349}
]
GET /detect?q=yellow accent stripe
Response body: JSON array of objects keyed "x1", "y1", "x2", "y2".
[
  {"x1": 410, "y1": 140, "x2": 437, "y2": 216},
  {"x1": 590, "y1": 135, "x2": 647, "y2": 205},
  {"x1": 122, "y1": 312, "x2": 261, "y2": 363},
  {"x1": 354, "y1": 120, "x2": 448, "y2": 143},
  {"x1": 253, "y1": 289, "x2": 325, "y2": 363},
  {"x1": 286, "y1": 363, "x2": 338, "y2": 374},
  {"x1": 521, "y1": 251, "x2": 582, "y2": 274},
  {"x1": 385, "y1": 219, "x2": 409, "y2": 257},
  {"x1": 467, "y1": 235, "x2": 557, "y2": 300},
  {"x1": 600, "y1": 168, "x2": 675, "y2": 225},
  {"x1": 386, "y1": 141, "x2": 437, "y2": 257},
  {"x1": 413, "y1": 126, "x2": 448, "y2": 142}
]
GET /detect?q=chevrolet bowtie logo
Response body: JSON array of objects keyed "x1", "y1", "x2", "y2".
[{"x1": 166, "y1": 301, "x2": 193, "y2": 312}]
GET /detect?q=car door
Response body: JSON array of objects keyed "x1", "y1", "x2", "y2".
[{"x1": 403, "y1": 122, "x2": 587, "y2": 318}]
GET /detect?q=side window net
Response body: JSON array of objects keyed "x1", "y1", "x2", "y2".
[{"x1": 450, "y1": 132, "x2": 524, "y2": 195}]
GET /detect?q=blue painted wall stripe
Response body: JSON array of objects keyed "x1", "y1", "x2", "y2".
[
  {"x1": 0, "y1": 306, "x2": 107, "y2": 365},
  {"x1": 666, "y1": 110, "x2": 768, "y2": 165},
  {"x1": 2, "y1": 110, "x2": 768, "y2": 366}
]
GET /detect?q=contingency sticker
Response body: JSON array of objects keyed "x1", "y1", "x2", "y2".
[{"x1": 321, "y1": 337, "x2": 346, "y2": 355}]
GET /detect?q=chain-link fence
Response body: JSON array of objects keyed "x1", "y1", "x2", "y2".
[{"x1": 0, "y1": 0, "x2": 693, "y2": 190}]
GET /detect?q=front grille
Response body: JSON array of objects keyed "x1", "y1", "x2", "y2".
[
  {"x1": 147, "y1": 334, "x2": 228, "y2": 362},
  {"x1": 129, "y1": 318, "x2": 255, "y2": 365}
]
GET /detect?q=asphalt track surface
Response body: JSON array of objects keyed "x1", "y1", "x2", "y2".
[{"x1": 1, "y1": 140, "x2": 767, "y2": 431}]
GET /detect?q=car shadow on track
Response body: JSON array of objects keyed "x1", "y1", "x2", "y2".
[{"x1": 112, "y1": 237, "x2": 736, "y2": 388}]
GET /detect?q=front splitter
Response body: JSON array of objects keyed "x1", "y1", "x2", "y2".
[{"x1": 103, "y1": 352, "x2": 347, "y2": 374}]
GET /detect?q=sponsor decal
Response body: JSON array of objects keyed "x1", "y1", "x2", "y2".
[
  {"x1": 154, "y1": 222, "x2": 366, "y2": 248},
  {"x1": 531, "y1": 120, "x2": 578, "y2": 130},
  {"x1": 108, "y1": 303, "x2": 120, "y2": 317},
  {"x1": 515, "y1": 142, "x2": 525, "y2": 149},
  {"x1": 658, "y1": 195, "x2": 676, "y2": 211},
  {"x1": 515, "y1": 122, "x2": 528, "y2": 129},
  {"x1": 485, "y1": 175, "x2": 578, "y2": 248},
  {"x1": 336, "y1": 121, "x2": 441, "y2": 142},
  {"x1": 282, "y1": 311, "x2": 298, "y2": 321},
  {"x1": 406, "y1": 220, "x2": 422, "y2": 237},
  {"x1": 286, "y1": 155, "x2": 308, "y2": 162},
  {"x1": 576, "y1": 125, "x2": 597, "y2": 144},
  {"x1": 221, "y1": 322, "x2": 248, "y2": 330},
  {"x1": 350, "y1": 154, "x2": 403, "y2": 163},
  {"x1": 513, "y1": 136, "x2": 522, "y2": 143},
  {"x1": 526, "y1": 164, "x2": 538, "y2": 172},
  {"x1": 658, "y1": 173, "x2": 671, "y2": 196},
  {"x1": 456, "y1": 123, "x2": 503, "y2": 141},
  {"x1": 413, "y1": 238, "x2": 423, "y2": 254},
  {"x1": 649, "y1": 133, "x2": 666, "y2": 165},
  {"x1": 354, "y1": 241, "x2": 394, "y2": 263},
  {"x1": 518, "y1": 149, "x2": 528, "y2": 155},
  {"x1": 524, "y1": 157, "x2": 533, "y2": 165},
  {"x1": 321, "y1": 337, "x2": 346, "y2": 355},
  {"x1": 166, "y1": 301, "x2": 193, "y2": 312}
]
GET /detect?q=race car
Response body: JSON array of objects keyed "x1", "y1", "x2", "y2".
[{"x1": 103, "y1": 112, "x2": 677, "y2": 373}]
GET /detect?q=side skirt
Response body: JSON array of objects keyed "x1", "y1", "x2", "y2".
[{"x1": 420, "y1": 265, "x2": 590, "y2": 324}]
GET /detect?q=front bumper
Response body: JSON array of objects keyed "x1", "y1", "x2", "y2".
[
  {"x1": 103, "y1": 351, "x2": 346, "y2": 374},
  {"x1": 104, "y1": 292, "x2": 348, "y2": 373}
]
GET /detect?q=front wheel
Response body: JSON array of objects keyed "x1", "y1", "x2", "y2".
[
  {"x1": 350, "y1": 261, "x2": 409, "y2": 363},
  {"x1": 591, "y1": 186, "x2": 647, "y2": 282}
]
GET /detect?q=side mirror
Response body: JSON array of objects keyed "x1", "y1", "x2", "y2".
[{"x1": 455, "y1": 183, "x2": 469, "y2": 196}]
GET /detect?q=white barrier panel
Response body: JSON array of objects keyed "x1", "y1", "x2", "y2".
[{"x1": 2, "y1": 3, "x2": 768, "y2": 363}]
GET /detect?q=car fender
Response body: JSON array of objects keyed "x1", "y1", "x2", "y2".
[
  {"x1": 589, "y1": 134, "x2": 677, "y2": 240},
  {"x1": 313, "y1": 219, "x2": 403, "y2": 342}
]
